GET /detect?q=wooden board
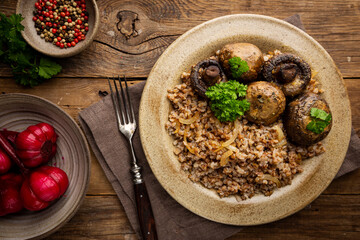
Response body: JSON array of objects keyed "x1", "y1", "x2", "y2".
[
  {"x1": 1, "y1": 77, "x2": 359, "y2": 132},
  {"x1": 1, "y1": 0, "x2": 360, "y2": 238},
  {"x1": 1, "y1": 75, "x2": 360, "y2": 238},
  {"x1": 1, "y1": 0, "x2": 360, "y2": 78},
  {"x1": 45, "y1": 195, "x2": 360, "y2": 240}
]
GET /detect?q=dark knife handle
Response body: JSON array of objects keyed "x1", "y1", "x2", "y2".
[{"x1": 134, "y1": 182, "x2": 158, "y2": 240}]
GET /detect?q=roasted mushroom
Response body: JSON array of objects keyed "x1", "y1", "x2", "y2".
[
  {"x1": 284, "y1": 93, "x2": 332, "y2": 146},
  {"x1": 218, "y1": 43, "x2": 264, "y2": 82},
  {"x1": 262, "y1": 53, "x2": 311, "y2": 97},
  {"x1": 190, "y1": 59, "x2": 227, "y2": 98},
  {"x1": 245, "y1": 81, "x2": 286, "y2": 125}
]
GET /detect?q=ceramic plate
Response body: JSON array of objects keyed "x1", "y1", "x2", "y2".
[
  {"x1": 0, "y1": 94, "x2": 90, "y2": 239},
  {"x1": 139, "y1": 14, "x2": 351, "y2": 225}
]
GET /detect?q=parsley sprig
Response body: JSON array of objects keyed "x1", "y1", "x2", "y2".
[
  {"x1": 228, "y1": 57, "x2": 249, "y2": 79},
  {"x1": 306, "y1": 108, "x2": 332, "y2": 134},
  {"x1": 205, "y1": 80, "x2": 250, "y2": 122},
  {"x1": 0, "y1": 13, "x2": 61, "y2": 87}
]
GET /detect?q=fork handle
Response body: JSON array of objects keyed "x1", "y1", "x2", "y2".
[{"x1": 134, "y1": 182, "x2": 158, "y2": 240}]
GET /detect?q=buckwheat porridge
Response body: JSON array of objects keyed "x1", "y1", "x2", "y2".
[{"x1": 165, "y1": 43, "x2": 332, "y2": 200}]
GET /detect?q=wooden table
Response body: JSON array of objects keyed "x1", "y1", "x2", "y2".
[{"x1": 1, "y1": 0, "x2": 360, "y2": 239}]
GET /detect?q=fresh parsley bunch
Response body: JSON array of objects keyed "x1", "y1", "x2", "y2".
[
  {"x1": 205, "y1": 80, "x2": 250, "y2": 122},
  {"x1": 306, "y1": 108, "x2": 332, "y2": 134},
  {"x1": 0, "y1": 13, "x2": 61, "y2": 87},
  {"x1": 228, "y1": 57, "x2": 249, "y2": 79}
]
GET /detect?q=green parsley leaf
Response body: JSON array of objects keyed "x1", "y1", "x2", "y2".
[
  {"x1": 205, "y1": 80, "x2": 250, "y2": 122},
  {"x1": 0, "y1": 13, "x2": 62, "y2": 87},
  {"x1": 8, "y1": 14, "x2": 24, "y2": 32},
  {"x1": 310, "y1": 108, "x2": 330, "y2": 121},
  {"x1": 228, "y1": 57, "x2": 249, "y2": 79},
  {"x1": 38, "y1": 57, "x2": 62, "y2": 79},
  {"x1": 306, "y1": 108, "x2": 332, "y2": 134}
]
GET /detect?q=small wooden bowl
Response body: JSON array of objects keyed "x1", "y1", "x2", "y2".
[
  {"x1": 0, "y1": 94, "x2": 91, "y2": 239},
  {"x1": 16, "y1": 0, "x2": 99, "y2": 58}
]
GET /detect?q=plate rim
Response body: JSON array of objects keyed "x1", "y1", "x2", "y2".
[{"x1": 139, "y1": 14, "x2": 351, "y2": 225}]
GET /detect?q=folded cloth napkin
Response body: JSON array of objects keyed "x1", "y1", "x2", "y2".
[{"x1": 78, "y1": 14, "x2": 360, "y2": 240}]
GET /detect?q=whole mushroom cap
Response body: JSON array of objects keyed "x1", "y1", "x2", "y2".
[
  {"x1": 284, "y1": 93, "x2": 332, "y2": 146},
  {"x1": 245, "y1": 81, "x2": 286, "y2": 125},
  {"x1": 190, "y1": 59, "x2": 227, "y2": 98},
  {"x1": 218, "y1": 43, "x2": 264, "y2": 82},
  {"x1": 262, "y1": 53, "x2": 311, "y2": 97}
]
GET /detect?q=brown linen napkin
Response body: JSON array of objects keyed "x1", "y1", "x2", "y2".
[{"x1": 78, "y1": 14, "x2": 360, "y2": 240}]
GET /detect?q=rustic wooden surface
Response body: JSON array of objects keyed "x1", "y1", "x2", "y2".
[{"x1": 1, "y1": 0, "x2": 360, "y2": 239}]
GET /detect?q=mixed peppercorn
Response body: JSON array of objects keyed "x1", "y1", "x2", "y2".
[{"x1": 32, "y1": 0, "x2": 89, "y2": 49}]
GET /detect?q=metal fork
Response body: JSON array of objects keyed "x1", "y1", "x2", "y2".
[{"x1": 108, "y1": 76, "x2": 158, "y2": 240}]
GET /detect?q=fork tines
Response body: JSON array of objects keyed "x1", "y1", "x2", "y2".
[{"x1": 108, "y1": 76, "x2": 135, "y2": 125}]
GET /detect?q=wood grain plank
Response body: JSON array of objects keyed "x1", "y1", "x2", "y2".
[
  {"x1": 1, "y1": 0, "x2": 360, "y2": 78},
  {"x1": 44, "y1": 194, "x2": 360, "y2": 240},
  {"x1": 1, "y1": 77, "x2": 359, "y2": 195},
  {"x1": 1, "y1": 77, "x2": 359, "y2": 130},
  {"x1": 229, "y1": 194, "x2": 360, "y2": 240},
  {"x1": 0, "y1": 78, "x2": 141, "y2": 108},
  {"x1": 1, "y1": 76, "x2": 358, "y2": 131},
  {"x1": 45, "y1": 196, "x2": 136, "y2": 240}
]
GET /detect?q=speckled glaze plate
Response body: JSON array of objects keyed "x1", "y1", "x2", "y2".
[
  {"x1": 0, "y1": 94, "x2": 90, "y2": 239},
  {"x1": 139, "y1": 14, "x2": 351, "y2": 225}
]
